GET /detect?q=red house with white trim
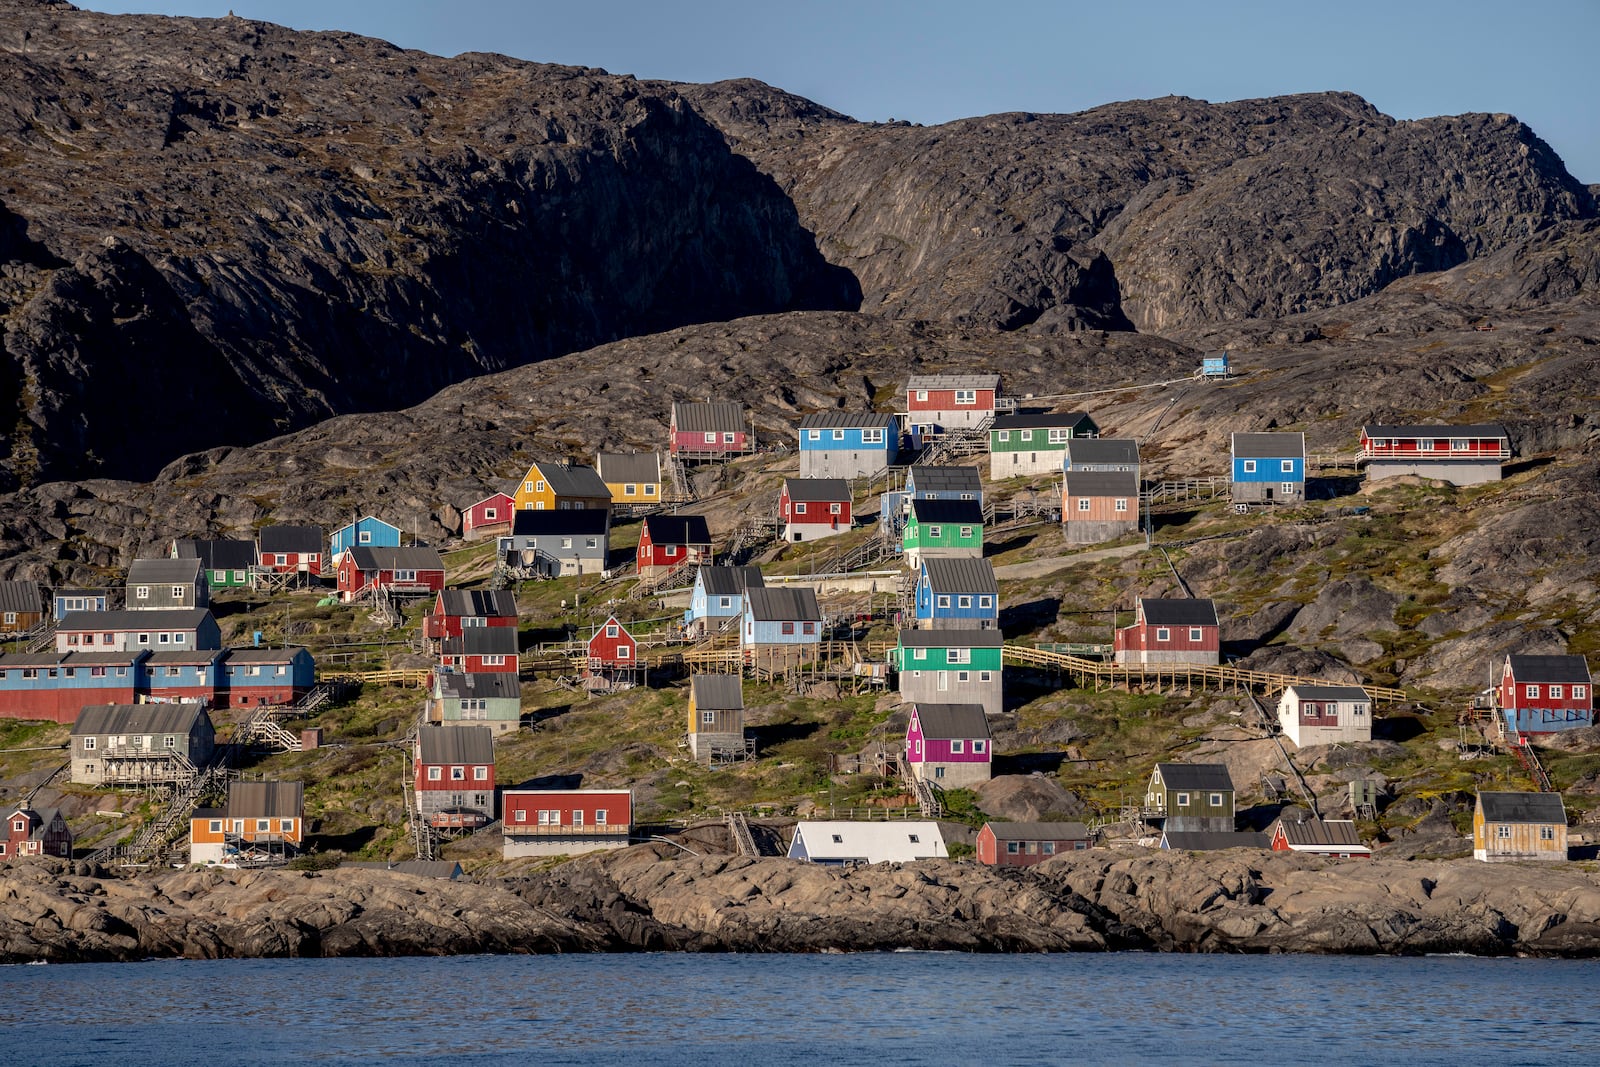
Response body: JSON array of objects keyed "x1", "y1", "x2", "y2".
[
  {"x1": 502, "y1": 788, "x2": 632, "y2": 857},
  {"x1": 1113, "y1": 598, "x2": 1220, "y2": 666},
  {"x1": 1500, "y1": 653, "x2": 1594, "y2": 735},
  {"x1": 587, "y1": 615, "x2": 637, "y2": 670},
  {"x1": 780, "y1": 478, "x2": 852, "y2": 543},
  {"x1": 424, "y1": 589, "x2": 519, "y2": 642},
  {"x1": 413, "y1": 725, "x2": 496, "y2": 830},
  {"x1": 905, "y1": 373, "x2": 1000, "y2": 443},
  {"x1": 440, "y1": 627, "x2": 520, "y2": 674},
  {"x1": 3, "y1": 804, "x2": 73, "y2": 859},
  {"x1": 462, "y1": 492, "x2": 516, "y2": 541},
  {"x1": 336, "y1": 546, "x2": 446, "y2": 602},
  {"x1": 1359, "y1": 424, "x2": 1512, "y2": 485},
  {"x1": 256, "y1": 525, "x2": 324, "y2": 579},
  {"x1": 636, "y1": 514, "x2": 713, "y2": 579}
]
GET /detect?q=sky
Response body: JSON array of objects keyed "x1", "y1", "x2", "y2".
[{"x1": 83, "y1": 1, "x2": 1600, "y2": 182}]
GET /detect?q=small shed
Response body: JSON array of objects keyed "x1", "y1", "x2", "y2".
[{"x1": 1473, "y1": 791, "x2": 1568, "y2": 863}]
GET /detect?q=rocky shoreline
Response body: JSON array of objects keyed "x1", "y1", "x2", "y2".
[{"x1": 4, "y1": 846, "x2": 1599, "y2": 963}]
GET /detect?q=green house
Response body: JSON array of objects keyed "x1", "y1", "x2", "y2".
[
  {"x1": 903, "y1": 497, "x2": 984, "y2": 567},
  {"x1": 893, "y1": 628, "x2": 1003, "y2": 715},
  {"x1": 989, "y1": 412, "x2": 1097, "y2": 479},
  {"x1": 172, "y1": 539, "x2": 257, "y2": 589}
]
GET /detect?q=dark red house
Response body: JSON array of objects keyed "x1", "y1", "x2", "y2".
[
  {"x1": 337, "y1": 546, "x2": 446, "y2": 602},
  {"x1": 461, "y1": 492, "x2": 516, "y2": 541},
  {"x1": 779, "y1": 478, "x2": 853, "y2": 543},
  {"x1": 636, "y1": 514, "x2": 713, "y2": 578},
  {"x1": 669, "y1": 401, "x2": 750, "y2": 457},
  {"x1": 440, "y1": 627, "x2": 520, "y2": 674},
  {"x1": 3, "y1": 804, "x2": 73, "y2": 859},
  {"x1": 413, "y1": 725, "x2": 496, "y2": 830},
  {"x1": 424, "y1": 589, "x2": 519, "y2": 641},
  {"x1": 1113, "y1": 597, "x2": 1220, "y2": 667},
  {"x1": 976, "y1": 821, "x2": 1090, "y2": 867},
  {"x1": 587, "y1": 615, "x2": 638, "y2": 670},
  {"x1": 256, "y1": 525, "x2": 324, "y2": 579},
  {"x1": 1500, "y1": 653, "x2": 1594, "y2": 735}
]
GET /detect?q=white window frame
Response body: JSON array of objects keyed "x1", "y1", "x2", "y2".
[
  {"x1": 1155, "y1": 627, "x2": 1170, "y2": 642},
  {"x1": 829, "y1": 503, "x2": 842, "y2": 515},
  {"x1": 1077, "y1": 498, "x2": 1091, "y2": 512},
  {"x1": 950, "y1": 740, "x2": 963, "y2": 753},
  {"x1": 1209, "y1": 793, "x2": 1224, "y2": 807},
  {"x1": 1281, "y1": 460, "x2": 1294, "y2": 473},
  {"x1": 1242, "y1": 460, "x2": 1256, "y2": 473},
  {"x1": 997, "y1": 430, "x2": 1009, "y2": 442},
  {"x1": 832, "y1": 429, "x2": 845, "y2": 441},
  {"x1": 1190, "y1": 627, "x2": 1202, "y2": 642},
  {"x1": 1175, "y1": 792, "x2": 1190, "y2": 807},
  {"x1": 1114, "y1": 498, "x2": 1128, "y2": 512},
  {"x1": 955, "y1": 389, "x2": 976, "y2": 405},
  {"x1": 862, "y1": 428, "x2": 884, "y2": 444},
  {"x1": 428, "y1": 767, "x2": 442, "y2": 780}
]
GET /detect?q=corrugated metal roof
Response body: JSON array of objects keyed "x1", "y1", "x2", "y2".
[
  {"x1": 990, "y1": 412, "x2": 1095, "y2": 432},
  {"x1": 1506, "y1": 654, "x2": 1592, "y2": 685},
  {"x1": 531, "y1": 460, "x2": 610, "y2": 499},
  {"x1": 920, "y1": 557, "x2": 998, "y2": 595},
  {"x1": 173, "y1": 539, "x2": 257, "y2": 571},
  {"x1": 418, "y1": 725, "x2": 495, "y2": 765},
  {"x1": 985, "y1": 821, "x2": 1090, "y2": 841},
  {"x1": 908, "y1": 498, "x2": 984, "y2": 524},
  {"x1": 1284, "y1": 685, "x2": 1371, "y2": 702},
  {"x1": 347, "y1": 546, "x2": 446, "y2": 572},
  {"x1": 744, "y1": 587, "x2": 821, "y2": 623},
  {"x1": 1139, "y1": 598, "x2": 1219, "y2": 627},
  {"x1": 144, "y1": 650, "x2": 224, "y2": 665},
  {"x1": 1160, "y1": 831, "x2": 1268, "y2": 850},
  {"x1": 790, "y1": 820, "x2": 948, "y2": 863},
  {"x1": 0, "y1": 580, "x2": 42, "y2": 614},
  {"x1": 698, "y1": 566, "x2": 764, "y2": 596},
  {"x1": 1363, "y1": 424, "x2": 1510, "y2": 440},
  {"x1": 905, "y1": 466, "x2": 983, "y2": 493},
  {"x1": 58, "y1": 608, "x2": 213, "y2": 630},
  {"x1": 1063, "y1": 469, "x2": 1139, "y2": 495},
  {"x1": 509, "y1": 508, "x2": 610, "y2": 536},
  {"x1": 71, "y1": 703, "x2": 210, "y2": 736},
  {"x1": 1231, "y1": 431, "x2": 1306, "y2": 459},
  {"x1": 61, "y1": 651, "x2": 151, "y2": 666},
  {"x1": 222, "y1": 647, "x2": 311, "y2": 664},
  {"x1": 435, "y1": 671, "x2": 521, "y2": 700},
  {"x1": 0, "y1": 652, "x2": 67, "y2": 668},
  {"x1": 226, "y1": 781, "x2": 303, "y2": 820},
  {"x1": 1064, "y1": 438, "x2": 1140, "y2": 466},
  {"x1": 127, "y1": 558, "x2": 203, "y2": 584},
  {"x1": 596, "y1": 452, "x2": 661, "y2": 485},
  {"x1": 671, "y1": 401, "x2": 745, "y2": 433},
  {"x1": 346, "y1": 859, "x2": 464, "y2": 879},
  {"x1": 1273, "y1": 817, "x2": 1364, "y2": 848},
  {"x1": 784, "y1": 478, "x2": 851, "y2": 503},
  {"x1": 797, "y1": 412, "x2": 898, "y2": 430},
  {"x1": 906, "y1": 374, "x2": 1000, "y2": 391},
  {"x1": 911, "y1": 703, "x2": 991, "y2": 740},
  {"x1": 1478, "y1": 791, "x2": 1567, "y2": 824},
  {"x1": 442, "y1": 628, "x2": 519, "y2": 656},
  {"x1": 690, "y1": 674, "x2": 744, "y2": 711},
  {"x1": 437, "y1": 589, "x2": 518, "y2": 618},
  {"x1": 642, "y1": 514, "x2": 712, "y2": 545},
  {"x1": 1154, "y1": 762, "x2": 1234, "y2": 791},
  {"x1": 257, "y1": 525, "x2": 322, "y2": 553},
  {"x1": 898, "y1": 628, "x2": 1003, "y2": 649}
]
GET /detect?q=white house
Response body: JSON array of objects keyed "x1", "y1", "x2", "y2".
[
  {"x1": 786, "y1": 820, "x2": 948, "y2": 864},
  {"x1": 1276, "y1": 685, "x2": 1372, "y2": 747}
]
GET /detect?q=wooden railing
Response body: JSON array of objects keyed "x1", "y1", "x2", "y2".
[{"x1": 323, "y1": 667, "x2": 431, "y2": 688}]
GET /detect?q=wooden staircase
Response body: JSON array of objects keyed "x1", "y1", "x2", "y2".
[{"x1": 725, "y1": 811, "x2": 760, "y2": 857}]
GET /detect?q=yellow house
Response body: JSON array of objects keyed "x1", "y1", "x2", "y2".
[
  {"x1": 1473, "y1": 791, "x2": 1568, "y2": 862},
  {"x1": 513, "y1": 459, "x2": 612, "y2": 513},
  {"x1": 597, "y1": 452, "x2": 664, "y2": 508}
]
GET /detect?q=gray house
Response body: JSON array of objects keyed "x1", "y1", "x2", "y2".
[
  {"x1": 71, "y1": 703, "x2": 216, "y2": 786},
  {"x1": 499, "y1": 509, "x2": 611, "y2": 576},
  {"x1": 126, "y1": 558, "x2": 210, "y2": 612},
  {"x1": 429, "y1": 670, "x2": 522, "y2": 734},
  {"x1": 687, "y1": 673, "x2": 746, "y2": 763},
  {"x1": 55, "y1": 608, "x2": 221, "y2": 653}
]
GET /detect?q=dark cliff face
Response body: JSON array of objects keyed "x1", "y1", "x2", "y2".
[{"x1": 0, "y1": 1, "x2": 857, "y2": 486}]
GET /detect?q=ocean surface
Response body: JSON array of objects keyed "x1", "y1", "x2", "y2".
[{"x1": 0, "y1": 951, "x2": 1591, "y2": 1065}]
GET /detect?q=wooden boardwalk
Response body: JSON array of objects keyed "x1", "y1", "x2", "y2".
[{"x1": 1002, "y1": 644, "x2": 1407, "y2": 702}]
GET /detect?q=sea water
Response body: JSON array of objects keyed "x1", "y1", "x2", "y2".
[{"x1": 0, "y1": 952, "x2": 1591, "y2": 1065}]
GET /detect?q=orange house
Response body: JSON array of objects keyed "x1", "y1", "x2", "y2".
[{"x1": 189, "y1": 781, "x2": 305, "y2": 866}]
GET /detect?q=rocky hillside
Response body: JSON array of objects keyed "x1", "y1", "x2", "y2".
[{"x1": 2, "y1": 0, "x2": 1595, "y2": 487}]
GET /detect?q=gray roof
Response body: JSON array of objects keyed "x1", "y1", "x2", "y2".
[
  {"x1": 1063, "y1": 469, "x2": 1140, "y2": 496},
  {"x1": 898, "y1": 628, "x2": 1004, "y2": 649},
  {"x1": 347, "y1": 859, "x2": 463, "y2": 879},
  {"x1": 0, "y1": 652, "x2": 68, "y2": 668},
  {"x1": 911, "y1": 703, "x2": 991, "y2": 740},
  {"x1": 144, "y1": 650, "x2": 224, "y2": 665},
  {"x1": 173, "y1": 539, "x2": 256, "y2": 571},
  {"x1": 435, "y1": 671, "x2": 521, "y2": 700},
  {"x1": 62, "y1": 651, "x2": 152, "y2": 666},
  {"x1": 905, "y1": 466, "x2": 983, "y2": 494},
  {"x1": 1139, "y1": 598, "x2": 1219, "y2": 627},
  {"x1": 226, "y1": 781, "x2": 303, "y2": 820},
  {"x1": 920, "y1": 557, "x2": 998, "y2": 595},
  {"x1": 699, "y1": 566, "x2": 765, "y2": 596},
  {"x1": 1284, "y1": 685, "x2": 1371, "y2": 702},
  {"x1": 127, "y1": 558, "x2": 203, "y2": 585},
  {"x1": 1063, "y1": 438, "x2": 1140, "y2": 466},
  {"x1": 257, "y1": 525, "x2": 322, "y2": 554},
  {"x1": 347, "y1": 546, "x2": 446, "y2": 572},
  {"x1": 798, "y1": 412, "x2": 898, "y2": 430},
  {"x1": 642, "y1": 514, "x2": 712, "y2": 545},
  {"x1": 1505, "y1": 654, "x2": 1592, "y2": 685},
  {"x1": 690, "y1": 674, "x2": 744, "y2": 711},
  {"x1": 71, "y1": 703, "x2": 211, "y2": 736},
  {"x1": 1273, "y1": 817, "x2": 1364, "y2": 848},
  {"x1": 1162, "y1": 831, "x2": 1269, "y2": 851},
  {"x1": 908, "y1": 498, "x2": 984, "y2": 525},
  {"x1": 418, "y1": 725, "x2": 495, "y2": 765},
  {"x1": 906, "y1": 374, "x2": 1000, "y2": 391},
  {"x1": 436, "y1": 589, "x2": 519, "y2": 619},
  {"x1": 535, "y1": 461, "x2": 610, "y2": 499},
  {"x1": 443, "y1": 628, "x2": 520, "y2": 656},
  {"x1": 222, "y1": 647, "x2": 312, "y2": 664},
  {"x1": 990, "y1": 412, "x2": 1095, "y2": 432},
  {"x1": 0, "y1": 580, "x2": 42, "y2": 614},
  {"x1": 744, "y1": 587, "x2": 822, "y2": 623},
  {"x1": 509, "y1": 508, "x2": 610, "y2": 536},
  {"x1": 1231, "y1": 431, "x2": 1306, "y2": 459},
  {"x1": 1477, "y1": 791, "x2": 1567, "y2": 824},
  {"x1": 1154, "y1": 763, "x2": 1235, "y2": 791},
  {"x1": 985, "y1": 821, "x2": 1091, "y2": 841},
  {"x1": 58, "y1": 608, "x2": 214, "y2": 631},
  {"x1": 595, "y1": 452, "x2": 661, "y2": 484},
  {"x1": 1363, "y1": 424, "x2": 1510, "y2": 440},
  {"x1": 672, "y1": 401, "x2": 745, "y2": 433},
  {"x1": 784, "y1": 478, "x2": 851, "y2": 503}
]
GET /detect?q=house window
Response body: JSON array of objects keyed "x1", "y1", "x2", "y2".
[
  {"x1": 1526, "y1": 685, "x2": 1540, "y2": 699},
  {"x1": 1190, "y1": 628, "x2": 1203, "y2": 642},
  {"x1": 624, "y1": 484, "x2": 637, "y2": 496},
  {"x1": 1155, "y1": 628, "x2": 1170, "y2": 642},
  {"x1": 572, "y1": 810, "x2": 585, "y2": 827},
  {"x1": 1006, "y1": 841, "x2": 1020, "y2": 855},
  {"x1": 934, "y1": 767, "x2": 945, "y2": 779},
  {"x1": 208, "y1": 819, "x2": 222, "y2": 833},
  {"x1": 1048, "y1": 428, "x2": 1071, "y2": 443},
  {"x1": 959, "y1": 526, "x2": 973, "y2": 539},
  {"x1": 979, "y1": 596, "x2": 992, "y2": 608},
  {"x1": 174, "y1": 633, "x2": 186, "y2": 645},
  {"x1": 831, "y1": 429, "x2": 845, "y2": 441},
  {"x1": 937, "y1": 595, "x2": 951, "y2": 608},
  {"x1": 535, "y1": 481, "x2": 546, "y2": 493},
  {"x1": 928, "y1": 525, "x2": 942, "y2": 538},
  {"x1": 1042, "y1": 841, "x2": 1056, "y2": 854},
  {"x1": 794, "y1": 502, "x2": 807, "y2": 515},
  {"x1": 103, "y1": 633, "x2": 114, "y2": 644},
  {"x1": 997, "y1": 430, "x2": 1010, "y2": 442},
  {"x1": 702, "y1": 710, "x2": 716, "y2": 724},
  {"x1": 1496, "y1": 825, "x2": 1511, "y2": 839},
  {"x1": 914, "y1": 390, "x2": 928, "y2": 402},
  {"x1": 91, "y1": 666, "x2": 106, "y2": 678},
  {"x1": 606, "y1": 623, "x2": 619, "y2": 638},
  {"x1": 807, "y1": 429, "x2": 821, "y2": 441},
  {"x1": 1114, "y1": 499, "x2": 1128, "y2": 512},
  {"x1": 474, "y1": 767, "x2": 488, "y2": 781},
  {"x1": 514, "y1": 809, "x2": 528, "y2": 823},
  {"x1": 832, "y1": 833, "x2": 845, "y2": 843},
  {"x1": 1540, "y1": 826, "x2": 1555, "y2": 841},
  {"x1": 3, "y1": 612, "x2": 14, "y2": 625},
  {"x1": 1242, "y1": 460, "x2": 1256, "y2": 473},
  {"x1": 158, "y1": 633, "x2": 170, "y2": 644},
  {"x1": 947, "y1": 648, "x2": 970, "y2": 664},
  {"x1": 165, "y1": 666, "x2": 181, "y2": 677},
  {"x1": 781, "y1": 622, "x2": 795, "y2": 635},
  {"x1": 955, "y1": 390, "x2": 976, "y2": 405},
  {"x1": 617, "y1": 646, "x2": 631, "y2": 659},
  {"x1": 718, "y1": 597, "x2": 732, "y2": 609},
  {"x1": 1210, "y1": 793, "x2": 1223, "y2": 807},
  {"x1": 950, "y1": 740, "x2": 963, "y2": 753},
  {"x1": 973, "y1": 740, "x2": 986, "y2": 753},
  {"x1": 958, "y1": 596, "x2": 972, "y2": 608},
  {"x1": 802, "y1": 622, "x2": 816, "y2": 635},
  {"x1": 829, "y1": 503, "x2": 842, "y2": 515},
  {"x1": 1281, "y1": 483, "x2": 1296, "y2": 495},
  {"x1": 1281, "y1": 460, "x2": 1294, "y2": 472},
  {"x1": 595, "y1": 810, "x2": 608, "y2": 826},
  {"x1": 451, "y1": 767, "x2": 465, "y2": 780},
  {"x1": 256, "y1": 820, "x2": 271, "y2": 832},
  {"x1": 394, "y1": 570, "x2": 417, "y2": 582},
  {"x1": 67, "y1": 633, "x2": 79, "y2": 646},
  {"x1": 723, "y1": 432, "x2": 736, "y2": 444},
  {"x1": 82, "y1": 737, "x2": 96, "y2": 751},
  {"x1": 1576, "y1": 686, "x2": 1588, "y2": 700},
  {"x1": 280, "y1": 819, "x2": 294, "y2": 833},
  {"x1": 862, "y1": 429, "x2": 884, "y2": 444},
  {"x1": 913, "y1": 648, "x2": 927, "y2": 661},
  {"x1": 1175, "y1": 792, "x2": 1190, "y2": 807},
  {"x1": 979, "y1": 671, "x2": 992, "y2": 681},
  {"x1": 484, "y1": 508, "x2": 497, "y2": 520},
  {"x1": 525, "y1": 481, "x2": 534, "y2": 492},
  {"x1": 586, "y1": 538, "x2": 598, "y2": 548},
  {"x1": 1551, "y1": 685, "x2": 1564, "y2": 699},
  {"x1": 1077, "y1": 498, "x2": 1091, "y2": 512},
  {"x1": 644, "y1": 485, "x2": 657, "y2": 496},
  {"x1": 428, "y1": 767, "x2": 442, "y2": 780},
  {"x1": 482, "y1": 655, "x2": 506, "y2": 666},
  {"x1": 703, "y1": 432, "x2": 717, "y2": 444}
]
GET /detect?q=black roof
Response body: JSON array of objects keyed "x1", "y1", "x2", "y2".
[
  {"x1": 990, "y1": 412, "x2": 1095, "y2": 432},
  {"x1": 1477, "y1": 791, "x2": 1567, "y2": 824},
  {"x1": 698, "y1": 566, "x2": 764, "y2": 596},
  {"x1": 1161, "y1": 831, "x2": 1269, "y2": 851},
  {"x1": 1505, "y1": 654, "x2": 1591, "y2": 685},
  {"x1": 436, "y1": 589, "x2": 518, "y2": 618},
  {"x1": 173, "y1": 539, "x2": 257, "y2": 571},
  {"x1": 1154, "y1": 763, "x2": 1234, "y2": 791},
  {"x1": 905, "y1": 466, "x2": 982, "y2": 494},
  {"x1": 434, "y1": 671, "x2": 521, "y2": 699},
  {"x1": 1063, "y1": 438, "x2": 1140, "y2": 466},
  {"x1": 443, "y1": 628, "x2": 520, "y2": 656},
  {"x1": 898, "y1": 628, "x2": 1003, "y2": 649},
  {"x1": 509, "y1": 508, "x2": 610, "y2": 536},
  {"x1": 1139, "y1": 598, "x2": 1219, "y2": 627},
  {"x1": 1063, "y1": 469, "x2": 1139, "y2": 495},
  {"x1": 348, "y1": 546, "x2": 445, "y2": 572},
  {"x1": 257, "y1": 525, "x2": 322, "y2": 554},
  {"x1": 909, "y1": 498, "x2": 984, "y2": 524},
  {"x1": 910, "y1": 703, "x2": 991, "y2": 740},
  {"x1": 643, "y1": 514, "x2": 712, "y2": 545},
  {"x1": 1363, "y1": 424, "x2": 1510, "y2": 440},
  {"x1": 784, "y1": 478, "x2": 851, "y2": 503}
]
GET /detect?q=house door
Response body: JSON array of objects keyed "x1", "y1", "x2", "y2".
[
  {"x1": 937, "y1": 671, "x2": 950, "y2": 692},
  {"x1": 1264, "y1": 486, "x2": 1274, "y2": 500}
]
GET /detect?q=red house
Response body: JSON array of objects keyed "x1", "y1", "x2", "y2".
[
  {"x1": 1359, "y1": 424, "x2": 1512, "y2": 485},
  {"x1": 413, "y1": 725, "x2": 496, "y2": 830},
  {"x1": 1500, "y1": 653, "x2": 1594, "y2": 735},
  {"x1": 1267, "y1": 816, "x2": 1371, "y2": 859},
  {"x1": 337, "y1": 546, "x2": 446, "y2": 602},
  {"x1": 256, "y1": 525, "x2": 324, "y2": 579},
  {"x1": 3, "y1": 804, "x2": 73, "y2": 859},
  {"x1": 976, "y1": 821, "x2": 1090, "y2": 867},
  {"x1": 780, "y1": 478, "x2": 853, "y2": 543},
  {"x1": 501, "y1": 788, "x2": 632, "y2": 857},
  {"x1": 440, "y1": 627, "x2": 520, "y2": 674},
  {"x1": 669, "y1": 401, "x2": 751, "y2": 457},
  {"x1": 424, "y1": 589, "x2": 519, "y2": 641},
  {"x1": 587, "y1": 615, "x2": 638, "y2": 670},
  {"x1": 905, "y1": 373, "x2": 1001, "y2": 442},
  {"x1": 636, "y1": 514, "x2": 713, "y2": 578},
  {"x1": 462, "y1": 492, "x2": 516, "y2": 541},
  {"x1": 1113, "y1": 598, "x2": 1220, "y2": 666}
]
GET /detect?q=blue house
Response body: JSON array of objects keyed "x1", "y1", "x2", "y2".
[
  {"x1": 913, "y1": 558, "x2": 999, "y2": 631},
  {"x1": 0, "y1": 650, "x2": 148, "y2": 722},
  {"x1": 1230, "y1": 432, "x2": 1305, "y2": 505},
  {"x1": 330, "y1": 516, "x2": 403, "y2": 561},
  {"x1": 683, "y1": 566, "x2": 765, "y2": 639},
  {"x1": 142, "y1": 650, "x2": 224, "y2": 703},
  {"x1": 741, "y1": 587, "x2": 823, "y2": 667},
  {"x1": 797, "y1": 413, "x2": 900, "y2": 480},
  {"x1": 880, "y1": 464, "x2": 984, "y2": 534},
  {"x1": 53, "y1": 589, "x2": 110, "y2": 622}
]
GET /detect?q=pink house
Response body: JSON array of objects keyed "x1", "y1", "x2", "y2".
[{"x1": 905, "y1": 702, "x2": 992, "y2": 788}]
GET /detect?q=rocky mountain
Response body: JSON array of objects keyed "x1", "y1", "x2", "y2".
[{"x1": 2, "y1": 0, "x2": 1595, "y2": 488}]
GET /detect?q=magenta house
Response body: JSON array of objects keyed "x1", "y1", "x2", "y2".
[{"x1": 905, "y1": 702, "x2": 992, "y2": 788}]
